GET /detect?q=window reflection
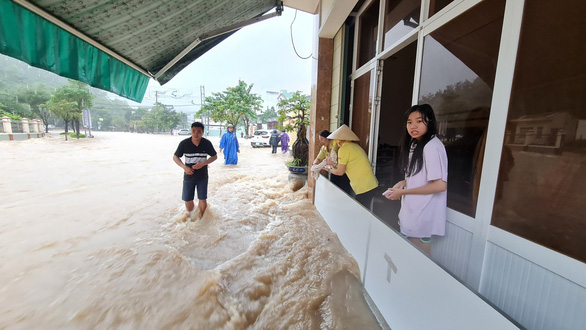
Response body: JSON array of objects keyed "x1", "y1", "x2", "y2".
[
  {"x1": 492, "y1": 0, "x2": 586, "y2": 262},
  {"x1": 352, "y1": 72, "x2": 372, "y2": 152},
  {"x1": 383, "y1": 0, "x2": 420, "y2": 49},
  {"x1": 418, "y1": 0, "x2": 505, "y2": 217},
  {"x1": 429, "y1": 0, "x2": 455, "y2": 16},
  {"x1": 357, "y1": 0, "x2": 380, "y2": 68}
]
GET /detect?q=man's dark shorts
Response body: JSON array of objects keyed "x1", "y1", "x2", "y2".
[{"x1": 182, "y1": 178, "x2": 208, "y2": 201}]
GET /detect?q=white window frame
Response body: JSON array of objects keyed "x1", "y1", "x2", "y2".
[{"x1": 348, "y1": 0, "x2": 586, "y2": 290}]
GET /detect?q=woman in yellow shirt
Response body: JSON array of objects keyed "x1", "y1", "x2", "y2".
[
  {"x1": 313, "y1": 130, "x2": 353, "y2": 195},
  {"x1": 326, "y1": 125, "x2": 378, "y2": 208}
]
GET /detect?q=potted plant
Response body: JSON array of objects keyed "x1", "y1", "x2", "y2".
[
  {"x1": 285, "y1": 158, "x2": 308, "y2": 173},
  {"x1": 278, "y1": 91, "x2": 311, "y2": 172}
]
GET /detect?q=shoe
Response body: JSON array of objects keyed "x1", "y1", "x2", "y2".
[{"x1": 420, "y1": 237, "x2": 431, "y2": 243}]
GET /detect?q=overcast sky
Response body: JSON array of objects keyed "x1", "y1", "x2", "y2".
[{"x1": 134, "y1": 8, "x2": 315, "y2": 111}]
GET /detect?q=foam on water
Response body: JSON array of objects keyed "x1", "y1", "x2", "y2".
[{"x1": 0, "y1": 132, "x2": 382, "y2": 329}]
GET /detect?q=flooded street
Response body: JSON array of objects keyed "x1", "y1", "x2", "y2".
[{"x1": 0, "y1": 132, "x2": 381, "y2": 329}]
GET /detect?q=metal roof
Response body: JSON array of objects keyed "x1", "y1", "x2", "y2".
[{"x1": 1, "y1": 0, "x2": 282, "y2": 101}]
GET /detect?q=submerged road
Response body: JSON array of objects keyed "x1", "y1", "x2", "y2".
[{"x1": 0, "y1": 132, "x2": 382, "y2": 329}]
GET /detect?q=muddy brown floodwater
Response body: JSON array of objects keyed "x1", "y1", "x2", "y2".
[{"x1": 0, "y1": 132, "x2": 383, "y2": 329}]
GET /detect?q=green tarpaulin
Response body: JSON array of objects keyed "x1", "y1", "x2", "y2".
[
  {"x1": 0, "y1": 0, "x2": 149, "y2": 102},
  {"x1": 0, "y1": 0, "x2": 279, "y2": 102}
]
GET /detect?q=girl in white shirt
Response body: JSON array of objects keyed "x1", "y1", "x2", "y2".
[{"x1": 383, "y1": 104, "x2": 448, "y2": 256}]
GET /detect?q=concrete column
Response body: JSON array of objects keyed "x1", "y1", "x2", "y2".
[
  {"x1": 31, "y1": 119, "x2": 39, "y2": 133},
  {"x1": 2, "y1": 116, "x2": 12, "y2": 134},
  {"x1": 22, "y1": 118, "x2": 30, "y2": 133},
  {"x1": 308, "y1": 37, "x2": 334, "y2": 202}
]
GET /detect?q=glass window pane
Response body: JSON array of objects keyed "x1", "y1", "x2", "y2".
[
  {"x1": 492, "y1": 0, "x2": 586, "y2": 263},
  {"x1": 429, "y1": 0, "x2": 455, "y2": 17},
  {"x1": 418, "y1": 0, "x2": 506, "y2": 217},
  {"x1": 357, "y1": 0, "x2": 380, "y2": 68},
  {"x1": 352, "y1": 71, "x2": 373, "y2": 152},
  {"x1": 377, "y1": 41, "x2": 418, "y2": 188},
  {"x1": 383, "y1": 0, "x2": 420, "y2": 49}
]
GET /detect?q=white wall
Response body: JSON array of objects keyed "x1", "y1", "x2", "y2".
[{"x1": 315, "y1": 177, "x2": 518, "y2": 329}]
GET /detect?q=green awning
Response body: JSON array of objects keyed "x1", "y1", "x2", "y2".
[{"x1": 0, "y1": 0, "x2": 282, "y2": 102}]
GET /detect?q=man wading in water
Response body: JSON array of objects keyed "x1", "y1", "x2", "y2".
[{"x1": 173, "y1": 122, "x2": 218, "y2": 217}]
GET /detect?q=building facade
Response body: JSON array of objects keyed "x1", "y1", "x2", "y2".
[{"x1": 303, "y1": 0, "x2": 586, "y2": 329}]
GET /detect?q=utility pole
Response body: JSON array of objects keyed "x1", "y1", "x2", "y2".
[{"x1": 200, "y1": 85, "x2": 208, "y2": 136}]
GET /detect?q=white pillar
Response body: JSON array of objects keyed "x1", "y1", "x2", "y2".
[
  {"x1": 22, "y1": 118, "x2": 30, "y2": 133},
  {"x1": 31, "y1": 119, "x2": 39, "y2": 133},
  {"x1": 2, "y1": 116, "x2": 12, "y2": 134}
]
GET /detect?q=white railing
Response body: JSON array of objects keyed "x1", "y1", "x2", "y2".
[{"x1": 1, "y1": 116, "x2": 45, "y2": 134}]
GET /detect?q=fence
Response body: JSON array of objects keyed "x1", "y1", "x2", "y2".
[{"x1": 1, "y1": 116, "x2": 45, "y2": 140}]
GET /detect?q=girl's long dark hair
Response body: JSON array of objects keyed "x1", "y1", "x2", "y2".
[{"x1": 399, "y1": 104, "x2": 438, "y2": 177}]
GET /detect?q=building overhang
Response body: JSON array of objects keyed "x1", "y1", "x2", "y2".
[{"x1": 0, "y1": 0, "x2": 283, "y2": 102}]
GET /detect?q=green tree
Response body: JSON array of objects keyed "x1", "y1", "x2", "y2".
[
  {"x1": 47, "y1": 80, "x2": 94, "y2": 138},
  {"x1": 0, "y1": 88, "x2": 32, "y2": 119},
  {"x1": 157, "y1": 105, "x2": 182, "y2": 132},
  {"x1": 44, "y1": 97, "x2": 78, "y2": 140},
  {"x1": 127, "y1": 108, "x2": 148, "y2": 132},
  {"x1": 0, "y1": 105, "x2": 22, "y2": 120},
  {"x1": 259, "y1": 106, "x2": 278, "y2": 124},
  {"x1": 91, "y1": 90, "x2": 133, "y2": 130},
  {"x1": 112, "y1": 116, "x2": 127, "y2": 131},
  {"x1": 278, "y1": 91, "x2": 311, "y2": 166},
  {"x1": 92, "y1": 108, "x2": 113, "y2": 130},
  {"x1": 197, "y1": 80, "x2": 261, "y2": 130},
  {"x1": 18, "y1": 83, "x2": 52, "y2": 132},
  {"x1": 140, "y1": 103, "x2": 181, "y2": 133}
]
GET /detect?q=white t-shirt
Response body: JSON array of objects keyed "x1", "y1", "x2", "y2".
[{"x1": 399, "y1": 136, "x2": 448, "y2": 238}]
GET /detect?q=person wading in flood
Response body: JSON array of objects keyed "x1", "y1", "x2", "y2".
[
  {"x1": 219, "y1": 124, "x2": 239, "y2": 165},
  {"x1": 173, "y1": 122, "x2": 218, "y2": 217},
  {"x1": 269, "y1": 129, "x2": 280, "y2": 154}
]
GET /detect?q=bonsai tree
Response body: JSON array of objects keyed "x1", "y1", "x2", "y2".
[{"x1": 278, "y1": 91, "x2": 311, "y2": 166}]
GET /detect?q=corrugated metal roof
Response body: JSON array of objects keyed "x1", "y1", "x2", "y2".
[{"x1": 1, "y1": 0, "x2": 281, "y2": 101}]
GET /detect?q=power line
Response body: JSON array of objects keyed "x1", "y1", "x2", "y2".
[{"x1": 290, "y1": 10, "x2": 313, "y2": 60}]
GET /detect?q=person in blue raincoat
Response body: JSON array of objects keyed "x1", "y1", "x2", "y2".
[
  {"x1": 269, "y1": 129, "x2": 280, "y2": 154},
  {"x1": 219, "y1": 124, "x2": 239, "y2": 165}
]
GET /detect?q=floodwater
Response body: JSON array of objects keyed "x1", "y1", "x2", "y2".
[{"x1": 0, "y1": 132, "x2": 382, "y2": 329}]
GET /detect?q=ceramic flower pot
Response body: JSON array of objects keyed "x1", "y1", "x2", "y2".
[{"x1": 287, "y1": 165, "x2": 308, "y2": 174}]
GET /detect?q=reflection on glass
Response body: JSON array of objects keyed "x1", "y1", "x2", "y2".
[
  {"x1": 377, "y1": 42, "x2": 418, "y2": 189},
  {"x1": 429, "y1": 0, "x2": 455, "y2": 16},
  {"x1": 357, "y1": 0, "x2": 380, "y2": 68},
  {"x1": 352, "y1": 72, "x2": 372, "y2": 152},
  {"x1": 418, "y1": 0, "x2": 505, "y2": 217},
  {"x1": 383, "y1": 0, "x2": 420, "y2": 49},
  {"x1": 492, "y1": 0, "x2": 586, "y2": 263}
]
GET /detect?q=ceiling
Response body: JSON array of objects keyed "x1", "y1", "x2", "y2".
[{"x1": 282, "y1": 0, "x2": 318, "y2": 14}]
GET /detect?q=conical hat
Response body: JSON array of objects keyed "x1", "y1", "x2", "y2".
[{"x1": 327, "y1": 124, "x2": 359, "y2": 141}]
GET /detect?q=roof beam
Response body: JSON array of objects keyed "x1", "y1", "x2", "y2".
[{"x1": 154, "y1": 2, "x2": 284, "y2": 80}]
